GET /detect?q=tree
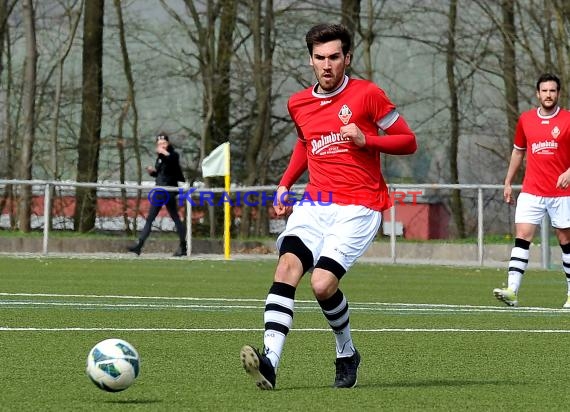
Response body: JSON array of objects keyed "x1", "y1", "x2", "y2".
[
  {"x1": 0, "y1": 0, "x2": 17, "y2": 81},
  {"x1": 501, "y1": 0, "x2": 519, "y2": 140},
  {"x1": 47, "y1": 0, "x2": 83, "y2": 230},
  {"x1": 341, "y1": 0, "x2": 360, "y2": 75},
  {"x1": 113, "y1": 0, "x2": 140, "y2": 236},
  {"x1": 18, "y1": 0, "x2": 37, "y2": 232},
  {"x1": 74, "y1": 0, "x2": 104, "y2": 232},
  {"x1": 0, "y1": 0, "x2": 17, "y2": 229},
  {"x1": 445, "y1": 0, "x2": 466, "y2": 238},
  {"x1": 161, "y1": 0, "x2": 237, "y2": 237},
  {"x1": 238, "y1": 0, "x2": 275, "y2": 238}
]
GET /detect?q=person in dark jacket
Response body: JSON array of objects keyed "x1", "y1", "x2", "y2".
[{"x1": 128, "y1": 133, "x2": 187, "y2": 256}]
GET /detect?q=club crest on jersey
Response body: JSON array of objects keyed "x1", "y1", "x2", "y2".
[
  {"x1": 551, "y1": 126, "x2": 560, "y2": 139},
  {"x1": 338, "y1": 104, "x2": 352, "y2": 125}
]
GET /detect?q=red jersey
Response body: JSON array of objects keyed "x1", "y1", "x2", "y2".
[
  {"x1": 283, "y1": 76, "x2": 407, "y2": 211},
  {"x1": 514, "y1": 107, "x2": 570, "y2": 197}
]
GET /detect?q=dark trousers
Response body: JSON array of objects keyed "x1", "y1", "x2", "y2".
[{"x1": 139, "y1": 193, "x2": 186, "y2": 244}]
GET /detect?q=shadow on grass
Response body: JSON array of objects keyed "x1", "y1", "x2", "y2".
[
  {"x1": 281, "y1": 378, "x2": 525, "y2": 391},
  {"x1": 103, "y1": 399, "x2": 163, "y2": 405},
  {"x1": 359, "y1": 378, "x2": 526, "y2": 389}
]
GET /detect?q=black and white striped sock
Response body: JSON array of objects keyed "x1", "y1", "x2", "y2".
[
  {"x1": 318, "y1": 289, "x2": 355, "y2": 358},
  {"x1": 263, "y1": 282, "x2": 296, "y2": 369},
  {"x1": 508, "y1": 238, "x2": 530, "y2": 294},
  {"x1": 560, "y1": 243, "x2": 570, "y2": 296}
]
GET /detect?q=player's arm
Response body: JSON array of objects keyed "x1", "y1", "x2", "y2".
[
  {"x1": 275, "y1": 137, "x2": 308, "y2": 216},
  {"x1": 342, "y1": 110, "x2": 417, "y2": 154},
  {"x1": 504, "y1": 148, "x2": 525, "y2": 204}
]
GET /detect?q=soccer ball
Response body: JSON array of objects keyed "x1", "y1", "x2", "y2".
[{"x1": 86, "y1": 338, "x2": 140, "y2": 392}]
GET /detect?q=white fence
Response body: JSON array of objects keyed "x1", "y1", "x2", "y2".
[{"x1": 0, "y1": 179, "x2": 553, "y2": 268}]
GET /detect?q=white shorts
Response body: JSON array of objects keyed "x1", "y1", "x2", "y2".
[
  {"x1": 276, "y1": 203, "x2": 382, "y2": 270},
  {"x1": 515, "y1": 192, "x2": 570, "y2": 228}
]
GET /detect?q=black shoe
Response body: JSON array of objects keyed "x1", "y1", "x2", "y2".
[
  {"x1": 240, "y1": 345, "x2": 276, "y2": 390},
  {"x1": 333, "y1": 349, "x2": 360, "y2": 388},
  {"x1": 128, "y1": 242, "x2": 142, "y2": 256},
  {"x1": 172, "y1": 243, "x2": 187, "y2": 257}
]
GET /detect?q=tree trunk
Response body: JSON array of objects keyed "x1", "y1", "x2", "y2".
[
  {"x1": 0, "y1": 0, "x2": 8, "y2": 79},
  {"x1": 551, "y1": 0, "x2": 570, "y2": 107},
  {"x1": 48, "y1": 1, "x2": 83, "y2": 230},
  {"x1": 341, "y1": 0, "x2": 360, "y2": 45},
  {"x1": 18, "y1": 0, "x2": 37, "y2": 233},
  {"x1": 114, "y1": 0, "x2": 141, "y2": 236},
  {"x1": 446, "y1": 0, "x2": 466, "y2": 238},
  {"x1": 212, "y1": 0, "x2": 236, "y2": 148},
  {"x1": 168, "y1": 0, "x2": 236, "y2": 239},
  {"x1": 239, "y1": 0, "x2": 274, "y2": 238},
  {"x1": 501, "y1": 0, "x2": 518, "y2": 143},
  {"x1": 210, "y1": 0, "x2": 236, "y2": 238},
  {"x1": 341, "y1": 0, "x2": 360, "y2": 78},
  {"x1": 0, "y1": 0, "x2": 16, "y2": 229},
  {"x1": 74, "y1": 0, "x2": 104, "y2": 233}
]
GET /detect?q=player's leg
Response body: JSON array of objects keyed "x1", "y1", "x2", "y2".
[
  {"x1": 557, "y1": 235, "x2": 570, "y2": 308},
  {"x1": 241, "y1": 205, "x2": 318, "y2": 390},
  {"x1": 494, "y1": 193, "x2": 541, "y2": 306},
  {"x1": 547, "y1": 196, "x2": 570, "y2": 307},
  {"x1": 313, "y1": 204, "x2": 381, "y2": 388},
  {"x1": 240, "y1": 240, "x2": 311, "y2": 389},
  {"x1": 165, "y1": 193, "x2": 187, "y2": 256},
  {"x1": 128, "y1": 203, "x2": 162, "y2": 255}
]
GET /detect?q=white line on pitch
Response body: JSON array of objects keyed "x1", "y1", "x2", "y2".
[
  {"x1": 0, "y1": 301, "x2": 263, "y2": 310},
  {"x1": 0, "y1": 299, "x2": 567, "y2": 314},
  {"x1": 0, "y1": 292, "x2": 267, "y2": 302},
  {"x1": 1, "y1": 327, "x2": 570, "y2": 333},
  {"x1": 0, "y1": 292, "x2": 565, "y2": 313}
]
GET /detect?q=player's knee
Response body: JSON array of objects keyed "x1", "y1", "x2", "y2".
[
  {"x1": 312, "y1": 257, "x2": 345, "y2": 299},
  {"x1": 274, "y1": 254, "x2": 304, "y2": 285},
  {"x1": 279, "y1": 236, "x2": 314, "y2": 273},
  {"x1": 310, "y1": 275, "x2": 337, "y2": 300}
]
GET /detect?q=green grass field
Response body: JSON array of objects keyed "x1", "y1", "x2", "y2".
[{"x1": 2, "y1": 256, "x2": 570, "y2": 411}]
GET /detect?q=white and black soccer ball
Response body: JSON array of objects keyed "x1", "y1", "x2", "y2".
[{"x1": 86, "y1": 338, "x2": 140, "y2": 392}]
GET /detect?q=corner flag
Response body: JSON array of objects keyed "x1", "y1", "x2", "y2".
[
  {"x1": 202, "y1": 142, "x2": 230, "y2": 177},
  {"x1": 201, "y1": 142, "x2": 231, "y2": 260}
]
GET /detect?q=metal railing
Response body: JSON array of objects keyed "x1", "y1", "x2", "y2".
[{"x1": 0, "y1": 179, "x2": 552, "y2": 267}]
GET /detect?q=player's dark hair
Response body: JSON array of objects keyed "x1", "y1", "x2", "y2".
[
  {"x1": 305, "y1": 23, "x2": 352, "y2": 56},
  {"x1": 536, "y1": 73, "x2": 561, "y2": 91}
]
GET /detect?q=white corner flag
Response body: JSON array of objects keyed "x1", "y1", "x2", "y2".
[
  {"x1": 201, "y1": 142, "x2": 232, "y2": 260},
  {"x1": 202, "y1": 142, "x2": 230, "y2": 177}
]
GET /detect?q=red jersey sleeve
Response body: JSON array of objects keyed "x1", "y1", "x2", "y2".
[
  {"x1": 361, "y1": 85, "x2": 417, "y2": 154},
  {"x1": 513, "y1": 116, "x2": 527, "y2": 150},
  {"x1": 278, "y1": 137, "x2": 308, "y2": 188},
  {"x1": 364, "y1": 115, "x2": 417, "y2": 155}
]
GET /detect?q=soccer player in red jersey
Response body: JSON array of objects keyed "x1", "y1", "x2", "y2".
[
  {"x1": 493, "y1": 73, "x2": 570, "y2": 308},
  {"x1": 240, "y1": 23, "x2": 417, "y2": 389}
]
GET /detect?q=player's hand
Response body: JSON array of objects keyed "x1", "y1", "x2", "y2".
[
  {"x1": 556, "y1": 170, "x2": 570, "y2": 189},
  {"x1": 274, "y1": 185, "x2": 293, "y2": 217},
  {"x1": 503, "y1": 184, "x2": 515, "y2": 204},
  {"x1": 340, "y1": 123, "x2": 366, "y2": 147},
  {"x1": 146, "y1": 166, "x2": 156, "y2": 174}
]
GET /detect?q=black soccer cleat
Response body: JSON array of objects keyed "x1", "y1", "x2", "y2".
[
  {"x1": 127, "y1": 242, "x2": 142, "y2": 256},
  {"x1": 172, "y1": 241, "x2": 187, "y2": 257},
  {"x1": 333, "y1": 349, "x2": 361, "y2": 388},
  {"x1": 240, "y1": 345, "x2": 276, "y2": 390}
]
